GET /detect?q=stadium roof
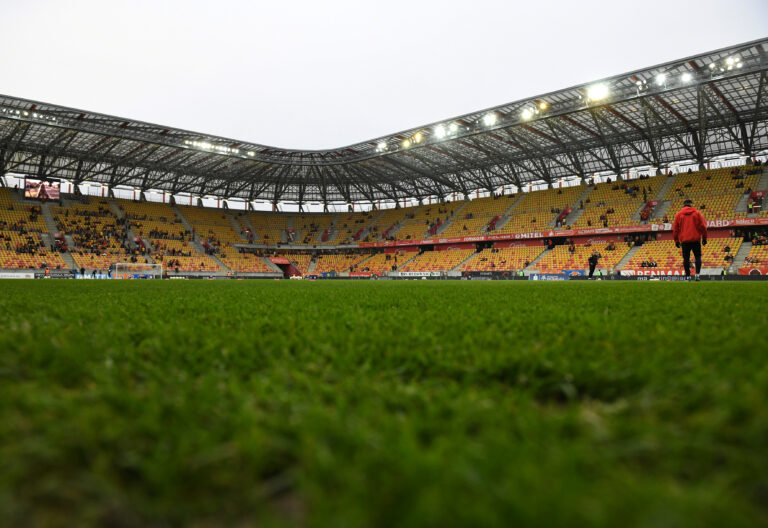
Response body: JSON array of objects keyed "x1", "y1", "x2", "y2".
[{"x1": 1, "y1": 38, "x2": 767, "y2": 207}]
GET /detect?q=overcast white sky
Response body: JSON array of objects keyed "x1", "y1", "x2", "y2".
[{"x1": 3, "y1": 0, "x2": 766, "y2": 150}]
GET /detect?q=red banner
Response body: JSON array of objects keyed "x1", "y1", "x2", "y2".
[
  {"x1": 621, "y1": 268, "x2": 688, "y2": 276},
  {"x1": 270, "y1": 257, "x2": 290, "y2": 265},
  {"x1": 739, "y1": 267, "x2": 768, "y2": 276}
]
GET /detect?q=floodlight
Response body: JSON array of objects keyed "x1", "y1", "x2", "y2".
[
  {"x1": 449, "y1": 123, "x2": 458, "y2": 133},
  {"x1": 737, "y1": 62, "x2": 743, "y2": 69},
  {"x1": 434, "y1": 125, "x2": 446, "y2": 138},
  {"x1": 726, "y1": 57, "x2": 735, "y2": 65},
  {"x1": 709, "y1": 63, "x2": 716, "y2": 69},
  {"x1": 655, "y1": 73, "x2": 667, "y2": 86},
  {"x1": 586, "y1": 83, "x2": 609, "y2": 101},
  {"x1": 414, "y1": 132, "x2": 423, "y2": 143},
  {"x1": 681, "y1": 72, "x2": 692, "y2": 83},
  {"x1": 539, "y1": 101, "x2": 548, "y2": 110},
  {"x1": 483, "y1": 113, "x2": 497, "y2": 126},
  {"x1": 23, "y1": 111, "x2": 29, "y2": 116},
  {"x1": 402, "y1": 139, "x2": 411, "y2": 148},
  {"x1": 521, "y1": 108, "x2": 533, "y2": 120},
  {"x1": 247, "y1": 151, "x2": 255, "y2": 157}
]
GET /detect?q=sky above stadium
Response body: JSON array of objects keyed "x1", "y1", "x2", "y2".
[{"x1": 3, "y1": 0, "x2": 767, "y2": 150}]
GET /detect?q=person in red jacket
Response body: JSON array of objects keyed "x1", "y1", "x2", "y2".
[{"x1": 673, "y1": 199, "x2": 708, "y2": 280}]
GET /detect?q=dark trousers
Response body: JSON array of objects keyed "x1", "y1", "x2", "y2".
[
  {"x1": 588, "y1": 261, "x2": 597, "y2": 277},
  {"x1": 681, "y1": 241, "x2": 702, "y2": 276}
]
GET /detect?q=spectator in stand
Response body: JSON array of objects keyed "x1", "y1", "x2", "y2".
[{"x1": 673, "y1": 199, "x2": 708, "y2": 281}]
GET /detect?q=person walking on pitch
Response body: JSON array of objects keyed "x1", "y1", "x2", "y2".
[{"x1": 673, "y1": 199, "x2": 708, "y2": 281}]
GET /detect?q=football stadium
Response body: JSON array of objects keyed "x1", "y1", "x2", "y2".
[{"x1": 2, "y1": 4, "x2": 768, "y2": 525}]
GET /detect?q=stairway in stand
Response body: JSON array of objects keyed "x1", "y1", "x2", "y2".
[
  {"x1": 731, "y1": 241, "x2": 753, "y2": 271},
  {"x1": 615, "y1": 244, "x2": 642, "y2": 271},
  {"x1": 523, "y1": 247, "x2": 550, "y2": 274}
]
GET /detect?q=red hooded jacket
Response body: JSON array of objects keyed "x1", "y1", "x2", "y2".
[{"x1": 672, "y1": 206, "x2": 707, "y2": 244}]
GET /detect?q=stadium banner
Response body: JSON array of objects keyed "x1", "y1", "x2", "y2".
[
  {"x1": 0, "y1": 271, "x2": 35, "y2": 279},
  {"x1": 461, "y1": 271, "x2": 524, "y2": 279},
  {"x1": 739, "y1": 267, "x2": 768, "y2": 275},
  {"x1": 270, "y1": 257, "x2": 291, "y2": 265},
  {"x1": 33, "y1": 270, "x2": 75, "y2": 279},
  {"x1": 493, "y1": 240, "x2": 545, "y2": 248},
  {"x1": 396, "y1": 271, "x2": 442, "y2": 277},
  {"x1": 620, "y1": 269, "x2": 689, "y2": 276},
  {"x1": 562, "y1": 270, "x2": 586, "y2": 277},
  {"x1": 529, "y1": 273, "x2": 569, "y2": 281},
  {"x1": 357, "y1": 218, "x2": 768, "y2": 249}
]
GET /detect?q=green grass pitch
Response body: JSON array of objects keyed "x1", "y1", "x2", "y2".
[{"x1": 1, "y1": 280, "x2": 767, "y2": 527}]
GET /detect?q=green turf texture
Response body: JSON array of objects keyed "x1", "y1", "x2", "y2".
[{"x1": 1, "y1": 280, "x2": 767, "y2": 527}]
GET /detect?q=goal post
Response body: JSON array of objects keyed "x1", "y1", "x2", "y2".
[{"x1": 113, "y1": 262, "x2": 163, "y2": 279}]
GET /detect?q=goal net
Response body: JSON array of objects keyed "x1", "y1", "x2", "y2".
[{"x1": 113, "y1": 262, "x2": 163, "y2": 279}]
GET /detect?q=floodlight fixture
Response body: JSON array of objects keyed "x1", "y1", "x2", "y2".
[
  {"x1": 402, "y1": 139, "x2": 411, "y2": 149},
  {"x1": 449, "y1": 123, "x2": 458, "y2": 133},
  {"x1": 521, "y1": 108, "x2": 534, "y2": 120},
  {"x1": 483, "y1": 112, "x2": 497, "y2": 126},
  {"x1": 709, "y1": 63, "x2": 716, "y2": 69},
  {"x1": 414, "y1": 132, "x2": 423, "y2": 143},
  {"x1": 655, "y1": 73, "x2": 667, "y2": 86},
  {"x1": 586, "y1": 83, "x2": 609, "y2": 101},
  {"x1": 434, "y1": 125, "x2": 446, "y2": 138},
  {"x1": 681, "y1": 72, "x2": 692, "y2": 83},
  {"x1": 539, "y1": 101, "x2": 548, "y2": 110}
]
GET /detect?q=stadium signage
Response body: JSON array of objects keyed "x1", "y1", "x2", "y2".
[
  {"x1": 739, "y1": 267, "x2": 768, "y2": 275},
  {"x1": 358, "y1": 218, "x2": 768, "y2": 249},
  {"x1": 530, "y1": 273, "x2": 568, "y2": 281},
  {"x1": 621, "y1": 269, "x2": 689, "y2": 276},
  {"x1": 0, "y1": 272, "x2": 34, "y2": 279}
]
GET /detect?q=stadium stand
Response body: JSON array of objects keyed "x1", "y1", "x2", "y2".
[
  {"x1": 625, "y1": 237, "x2": 743, "y2": 270},
  {"x1": 51, "y1": 198, "x2": 147, "y2": 271},
  {"x1": 439, "y1": 194, "x2": 517, "y2": 237},
  {"x1": 334, "y1": 211, "x2": 378, "y2": 244},
  {"x1": 401, "y1": 249, "x2": 474, "y2": 272},
  {"x1": 313, "y1": 252, "x2": 372, "y2": 274},
  {"x1": 390, "y1": 204, "x2": 451, "y2": 241},
  {"x1": 742, "y1": 241, "x2": 768, "y2": 268},
  {"x1": 353, "y1": 250, "x2": 417, "y2": 274},
  {"x1": 118, "y1": 200, "x2": 222, "y2": 272},
  {"x1": 461, "y1": 245, "x2": 546, "y2": 272},
  {"x1": 496, "y1": 184, "x2": 585, "y2": 234},
  {"x1": 217, "y1": 251, "x2": 274, "y2": 273},
  {"x1": 294, "y1": 214, "x2": 336, "y2": 244},
  {"x1": 362, "y1": 206, "x2": 416, "y2": 241},
  {"x1": 0, "y1": 188, "x2": 68, "y2": 270},
  {"x1": 241, "y1": 212, "x2": 287, "y2": 244},
  {"x1": 535, "y1": 242, "x2": 631, "y2": 273},
  {"x1": 572, "y1": 176, "x2": 665, "y2": 228},
  {"x1": 653, "y1": 168, "x2": 761, "y2": 223},
  {"x1": 279, "y1": 253, "x2": 313, "y2": 274}
]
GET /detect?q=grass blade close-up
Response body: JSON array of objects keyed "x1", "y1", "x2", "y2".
[{"x1": 1, "y1": 280, "x2": 768, "y2": 527}]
